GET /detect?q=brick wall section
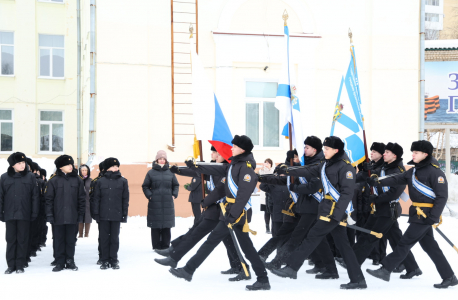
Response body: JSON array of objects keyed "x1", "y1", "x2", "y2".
[{"x1": 425, "y1": 49, "x2": 458, "y2": 61}]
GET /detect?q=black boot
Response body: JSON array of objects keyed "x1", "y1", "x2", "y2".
[
  {"x1": 154, "y1": 257, "x2": 177, "y2": 268},
  {"x1": 393, "y1": 264, "x2": 405, "y2": 273},
  {"x1": 155, "y1": 246, "x2": 173, "y2": 257},
  {"x1": 335, "y1": 257, "x2": 347, "y2": 269},
  {"x1": 306, "y1": 267, "x2": 326, "y2": 274},
  {"x1": 169, "y1": 268, "x2": 193, "y2": 282},
  {"x1": 266, "y1": 224, "x2": 271, "y2": 234},
  {"x1": 111, "y1": 262, "x2": 120, "y2": 270},
  {"x1": 16, "y1": 267, "x2": 24, "y2": 274},
  {"x1": 52, "y1": 264, "x2": 64, "y2": 272},
  {"x1": 340, "y1": 280, "x2": 367, "y2": 289},
  {"x1": 433, "y1": 275, "x2": 458, "y2": 289},
  {"x1": 96, "y1": 259, "x2": 102, "y2": 265},
  {"x1": 246, "y1": 281, "x2": 271, "y2": 291},
  {"x1": 400, "y1": 268, "x2": 422, "y2": 279},
  {"x1": 316, "y1": 271, "x2": 339, "y2": 279},
  {"x1": 4, "y1": 267, "x2": 15, "y2": 274},
  {"x1": 221, "y1": 267, "x2": 240, "y2": 275},
  {"x1": 271, "y1": 266, "x2": 297, "y2": 279},
  {"x1": 366, "y1": 267, "x2": 391, "y2": 282},
  {"x1": 100, "y1": 262, "x2": 110, "y2": 270},
  {"x1": 65, "y1": 259, "x2": 78, "y2": 271},
  {"x1": 229, "y1": 270, "x2": 251, "y2": 281},
  {"x1": 265, "y1": 259, "x2": 281, "y2": 271}
]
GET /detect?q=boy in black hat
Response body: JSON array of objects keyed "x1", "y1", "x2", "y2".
[
  {"x1": 169, "y1": 135, "x2": 271, "y2": 291},
  {"x1": 45, "y1": 155, "x2": 86, "y2": 272},
  {"x1": 0, "y1": 152, "x2": 40, "y2": 274},
  {"x1": 92, "y1": 157, "x2": 129, "y2": 270},
  {"x1": 367, "y1": 140, "x2": 457, "y2": 288},
  {"x1": 272, "y1": 136, "x2": 367, "y2": 289}
]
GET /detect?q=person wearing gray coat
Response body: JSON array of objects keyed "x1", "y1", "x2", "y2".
[
  {"x1": 142, "y1": 150, "x2": 179, "y2": 250},
  {"x1": 78, "y1": 164, "x2": 92, "y2": 238}
]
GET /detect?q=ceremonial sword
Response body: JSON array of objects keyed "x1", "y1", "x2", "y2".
[{"x1": 416, "y1": 208, "x2": 458, "y2": 254}]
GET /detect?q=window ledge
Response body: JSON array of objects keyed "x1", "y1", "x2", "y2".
[
  {"x1": 38, "y1": 152, "x2": 64, "y2": 155},
  {"x1": 0, "y1": 75, "x2": 15, "y2": 78},
  {"x1": 38, "y1": 77, "x2": 65, "y2": 80},
  {"x1": 37, "y1": 1, "x2": 65, "y2": 4}
]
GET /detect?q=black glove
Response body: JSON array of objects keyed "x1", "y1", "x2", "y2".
[
  {"x1": 185, "y1": 159, "x2": 195, "y2": 169},
  {"x1": 276, "y1": 165, "x2": 287, "y2": 175},
  {"x1": 0, "y1": 214, "x2": 4, "y2": 222},
  {"x1": 170, "y1": 165, "x2": 179, "y2": 174},
  {"x1": 258, "y1": 175, "x2": 266, "y2": 183},
  {"x1": 369, "y1": 194, "x2": 378, "y2": 204},
  {"x1": 286, "y1": 150, "x2": 296, "y2": 161},
  {"x1": 31, "y1": 215, "x2": 37, "y2": 222},
  {"x1": 47, "y1": 216, "x2": 54, "y2": 224},
  {"x1": 92, "y1": 215, "x2": 100, "y2": 222},
  {"x1": 289, "y1": 183, "x2": 297, "y2": 193},
  {"x1": 224, "y1": 212, "x2": 235, "y2": 227},
  {"x1": 200, "y1": 199, "x2": 206, "y2": 209},
  {"x1": 366, "y1": 176, "x2": 378, "y2": 187},
  {"x1": 122, "y1": 215, "x2": 127, "y2": 223},
  {"x1": 361, "y1": 162, "x2": 373, "y2": 172},
  {"x1": 424, "y1": 217, "x2": 435, "y2": 225}
]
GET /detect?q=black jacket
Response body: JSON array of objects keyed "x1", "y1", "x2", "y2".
[
  {"x1": 44, "y1": 169, "x2": 86, "y2": 225},
  {"x1": 142, "y1": 162, "x2": 179, "y2": 228},
  {"x1": 376, "y1": 156, "x2": 447, "y2": 224},
  {"x1": 92, "y1": 171, "x2": 129, "y2": 222},
  {"x1": 356, "y1": 159, "x2": 384, "y2": 216},
  {"x1": 259, "y1": 180, "x2": 289, "y2": 223},
  {"x1": 187, "y1": 176, "x2": 203, "y2": 204},
  {"x1": 0, "y1": 168, "x2": 40, "y2": 222},
  {"x1": 286, "y1": 152, "x2": 355, "y2": 222},
  {"x1": 89, "y1": 173, "x2": 102, "y2": 217}
]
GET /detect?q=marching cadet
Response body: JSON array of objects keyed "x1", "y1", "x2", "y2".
[
  {"x1": 45, "y1": 155, "x2": 86, "y2": 272},
  {"x1": 272, "y1": 136, "x2": 367, "y2": 290},
  {"x1": 367, "y1": 140, "x2": 457, "y2": 289},
  {"x1": 90, "y1": 161, "x2": 105, "y2": 265},
  {"x1": 351, "y1": 143, "x2": 421, "y2": 277},
  {"x1": 26, "y1": 160, "x2": 45, "y2": 261},
  {"x1": 186, "y1": 174, "x2": 203, "y2": 224},
  {"x1": 169, "y1": 135, "x2": 271, "y2": 291},
  {"x1": 0, "y1": 152, "x2": 40, "y2": 274},
  {"x1": 92, "y1": 158, "x2": 129, "y2": 270}
]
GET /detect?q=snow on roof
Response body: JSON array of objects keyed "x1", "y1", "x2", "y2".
[{"x1": 425, "y1": 39, "x2": 458, "y2": 50}]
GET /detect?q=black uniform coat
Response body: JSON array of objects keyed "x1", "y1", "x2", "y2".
[
  {"x1": 259, "y1": 180, "x2": 290, "y2": 223},
  {"x1": 89, "y1": 173, "x2": 102, "y2": 216},
  {"x1": 356, "y1": 159, "x2": 384, "y2": 215},
  {"x1": 286, "y1": 152, "x2": 355, "y2": 222},
  {"x1": 375, "y1": 156, "x2": 447, "y2": 225},
  {"x1": 0, "y1": 168, "x2": 40, "y2": 222},
  {"x1": 44, "y1": 169, "x2": 86, "y2": 225},
  {"x1": 142, "y1": 162, "x2": 179, "y2": 228},
  {"x1": 78, "y1": 165, "x2": 93, "y2": 223},
  {"x1": 92, "y1": 171, "x2": 129, "y2": 222},
  {"x1": 187, "y1": 176, "x2": 203, "y2": 204}
]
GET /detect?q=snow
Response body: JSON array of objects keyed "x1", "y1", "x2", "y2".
[{"x1": 1, "y1": 207, "x2": 458, "y2": 299}]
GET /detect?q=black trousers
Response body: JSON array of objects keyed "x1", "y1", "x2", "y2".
[
  {"x1": 382, "y1": 223, "x2": 454, "y2": 279},
  {"x1": 184, "y1": 221, "x2": 268, "y2": 282},
  {"x1": 353, "y1": 216, "x2": 419, "y2": 272},
  {"x1": 286, "y1": 219, "x2": 365, "y2": 283},
  {"x1": 258, "y1": 222, "x2": 297, "y2": 258},
  {"x1": 99, "y1": 221, "x2": 121, "y2": 263},
  {"x1": 191, "y1": 203, "x2": 202, "y2": 225},
  {"x1": 151, "y1": 228, "x2": 171, "y2": 250},
  {"x1": 271, "y1": 221, "x2": 282, "y2": 237},
  {"x1": 27, "y1": 218, "x2": 39, "y2": 257},
  {"x1": 6, "y1": 220, "x2": 30, "y2": 269},
  {"x1": 53, "y1": 224, "x2": 77, "y2": 265}
]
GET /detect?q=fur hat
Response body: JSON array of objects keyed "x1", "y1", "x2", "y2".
[
  {"x1": 31, "y1": 162, "x2": 40, "y2": 173},
  {"x1": 323, "y1": 136, "x2": 345, "y2": 153},
  {"x1": 304, "y1": 136, "x2": 322, "y2": 151},
  {"x1": 40, "y1": 168, "x2": 47, "y2": 178},
  {"x1": 411, "y1": 140, "x2": 433, "y2": 156},
  {"x1": 370, "y1": 142, "x2": 386, "y2": 156},
  {"x1": 99, "y1": 161, "x2": 105, "y2": 172},
  {"x1": 385, "y1": 142, "x2": 403, "y2": 158},
  {"x1": 211, "y1": 146, "x2": 216, "y2": 152},
  {"x1": 231, "y1": 135, "x2": 254, "y2": 153},
  {"x1": 7, "y1": 152, "x2": 27, "y2": 167},
  {"x1": 155, "y1": 150, "x2": 167, "y2": 161},
  {"x1": 54, "y1": 155, "x2": 74, "y2": 169},
  {"x1": 26, "y1": 157, "x2": 34, "y2": 167},
  {"x1": 104, "y1": 157, "x2": 120, "y2": 170}
]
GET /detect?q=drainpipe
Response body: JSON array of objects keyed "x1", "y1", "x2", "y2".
[
  {"x1": 77, "y1": 0, "x2": 82, "y2": 166},
  {"x1": 419, "y1": 0, "x2": 425, "y2": 140},
  {"x1": 88, "y1": 0, "x2": 96, "y2": 165}
]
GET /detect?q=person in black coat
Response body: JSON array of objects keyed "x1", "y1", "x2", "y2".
[
  {"x1": 39, "y1": 167, "x2": 49, "y2": 247},
  {"x1": 187, "y1": 174, "x2": 203, "y2": 224},
  {"x1": 367, "y1": 140, "x2": 457, "y2": 289},
  {"x1": 92, "y1": 157, "x2": 129, "y2": 270},
  {"x1": 89, "y1": 161, "x2": 106, "y2": 265},
  {"x1": 0, "y1": 152, "x2": 40, "y2": 274},
  {"x1": 142, "y1": 150, "x2": 179, "y2": 250},
  {"x1": 45, "y1": 155, "x2": 86, "y2": 272},
  {"x1": 78, "y1": 164, "x2": 93, "y2": 238}
]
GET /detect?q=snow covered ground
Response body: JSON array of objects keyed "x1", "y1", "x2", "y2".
[{"x1": 1, "y1": 206, "x2": 458, "y2": 299}]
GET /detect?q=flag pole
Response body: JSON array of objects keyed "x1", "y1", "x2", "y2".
[{"x1": 284, "y1": 10, "x2": 295, "y2": 179}]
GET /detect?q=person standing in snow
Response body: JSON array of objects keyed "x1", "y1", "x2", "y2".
[
  {"x1": 78, "y1": 164, "x2": 93, "y2": 238},
  {"x1": 0, "y1": 152, "x2": 40, "y2": 274},
  {"x1": 259, "y1": 158, "x2": 274, "y2": 234},
  {"x1": 90, "y1": 161, "x2": 106, "y2": 265},
  {"x1": 142, "y1": 150, "x2": 179, "y2": 250}
]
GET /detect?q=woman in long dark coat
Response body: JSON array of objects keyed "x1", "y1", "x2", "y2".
[
  {"x1": 142, "y1": 150, "x2": 179, "y2": 250},
  {"x1": 78, "y1": 164, "x2": 92, "y2": 237}
]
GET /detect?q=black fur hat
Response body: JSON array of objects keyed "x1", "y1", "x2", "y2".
[
  {"x1": 385, "y1": 142, "x2": 403, "y2": 158},
  {"x1": 231, "y1": 135, "x2": 254, "y2": 153},
  {"x1": 211, "y1": 146, "x2": 216, "y2": 152},
  {"x1": 104, "y1": 157, "x2": 120, "y2": 170},
  {"x1": 31, "y1": 162, "x2": 40, "y2": 173},
  {"x1": 40, "y1": 168, "x2": 47, "y2": 178},
  {"x1": 411, "y1": 140, "x2": 433, "y2": 156},
  {"x1": 99, "y1": 161, "x2": 105, "y2": 172},
  {"x1": 7, "y1": 152, "x2": 27, "y2": 167},
  {"x1": 370, "y1": 142, "x2": 386, "y2": 156},
  {"x1": 323, "y1": 136, "x2": 345, "y2": 153},
  {"x1": 304, "y1": 136, "x2": 322, "y2": 151},
  {"x1": 54, "y1": 155, "x2": 74, "y2": 169}
]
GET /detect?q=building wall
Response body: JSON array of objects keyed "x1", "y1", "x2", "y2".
[{"x1": 440, "y1": 0, "x2": 458, "y2": 39}]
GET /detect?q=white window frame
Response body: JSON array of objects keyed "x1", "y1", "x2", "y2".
[
  {"x1": 0, "y1": 31, "x2": 15, "y2": 77},
  {"x1": 38, "y1": 0, "x2": 65, "y2": 4},
  {"x1": 244, "y1": 79, "x2": 282, "y2": 150},
  {"x1": 0, "y1": 109, "x2": 14, "y2": 153},
  {"x1": 38, "y1": 34, "x2": 65, "y2": 79},
  {"x1": 426, "y1": 13, "x2": 440, "y2": 22},
  {"x1": 38, "y1": 110, "x2": 64, "y2": 154},
  {"x1": 426, "y1": 0, "x2": 440, "y2": 6}
]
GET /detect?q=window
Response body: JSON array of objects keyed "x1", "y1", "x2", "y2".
[
  {"x1": 39, "y1": 0, "x2": 64, "y2": 3},
  {"x1": 39, "y1": 111, "x2": 63, "y2": 153},
  {"x1": 245, "y1": 81, "x2": 280, "y2": 147},
  {"x1": 426, "y1": 0, "x2": 440, "y2": 6},
  {"x1": 0, "y1": 32, "x2": 14, "y2": 75},
  {"x1": 39, "y1": 34, "x2": 64, "y2": 78},
  {"x1": 0, "y1": 110, "x2": 13, "y2": 152},
  {"x1": 426, "y1": 13, "x2": 440, "y2": 22}
]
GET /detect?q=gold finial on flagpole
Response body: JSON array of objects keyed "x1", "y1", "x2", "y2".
[
  {"x1": 348, "y1": 28, "x2": 353, "y2": 44},
  {"x1": 282, "y1": 10, "x2": 289, "y2": 26},
  {"x1": 189, "y1": 24, "x2": 194, "y2": 38}
]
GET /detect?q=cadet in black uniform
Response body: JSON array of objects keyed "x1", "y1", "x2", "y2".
[
  {"x1": 271, "y1": 136, "x2": 367, "y2": 290},
  {"x1": 187, "y1": 174, "x2": 203, "y2": 224},
  {"x1": 39, "y1": 167, "x2": 49, "y2": 248},
  {"x1": 45, "y1": 155, "x2": 86, "y2": 272},
  {"x1": 90, "y1": 161, "x2": 106, "y2": 265},
  {"x1": 169, "y1": 135, "x2": 271, "y2": 291},
  {"x1": 0, "y1": 152, "x2": 40, "y2": 274},
  {"x1": 92, "y1": 157, "x2": 129, "y2": 270},
  {"x1": 367, "y1": 140, "x2": 457, "y2": 289}
]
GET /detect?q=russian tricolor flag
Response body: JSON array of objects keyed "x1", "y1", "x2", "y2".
[{"x1": 190, "y1": 38, "x2": 233, "y2": 161}]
